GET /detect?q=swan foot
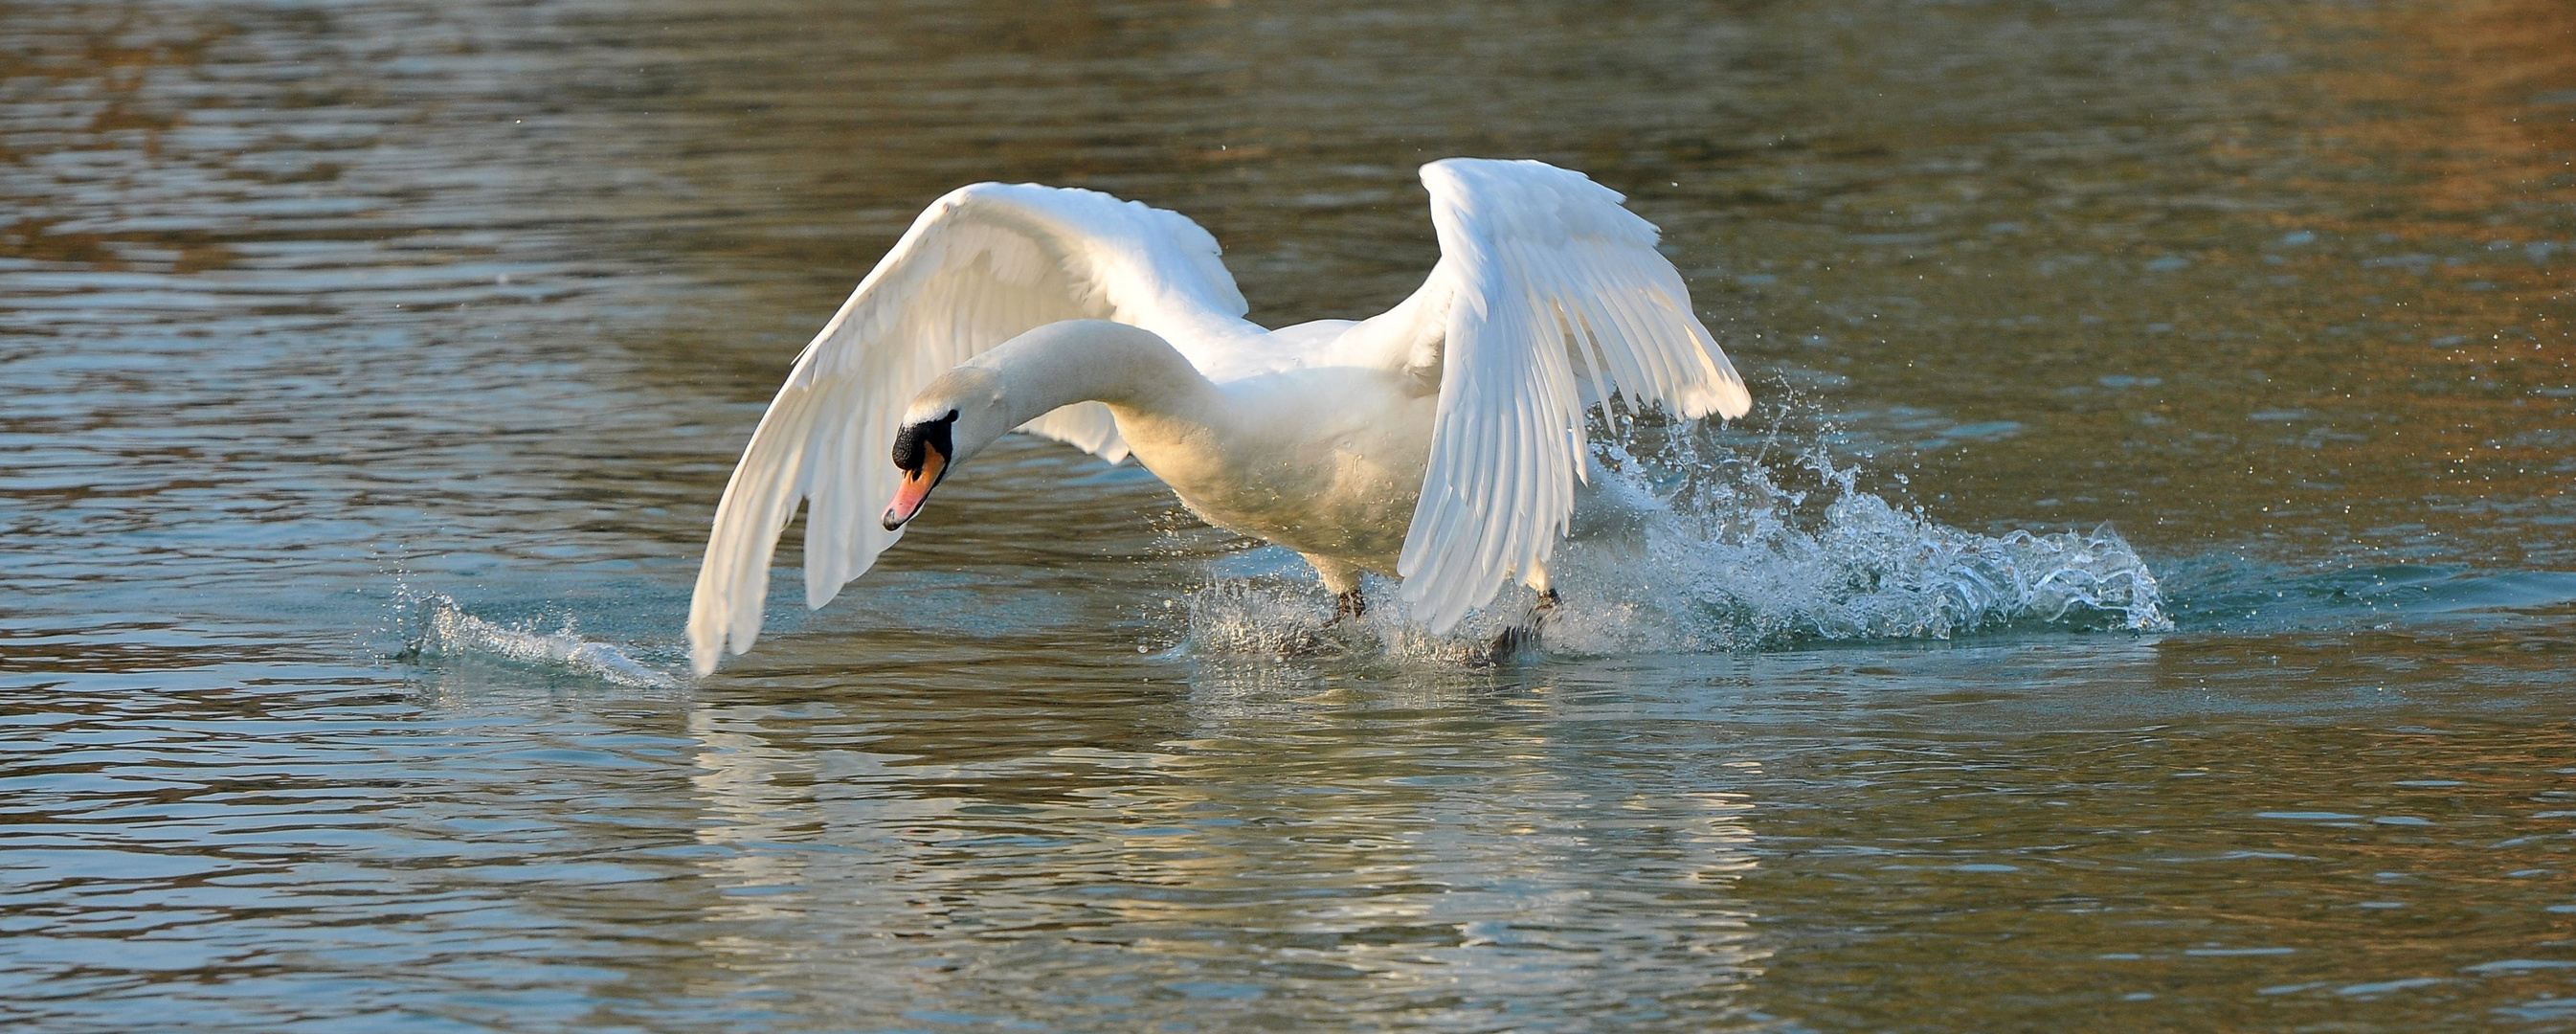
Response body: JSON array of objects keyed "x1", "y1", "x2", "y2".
[
  {"x1": 1306, "y1": 555, "x2": 1365, "y2": 630},
  {"x1": 1268, "y1": 591, "x2": 1367, "y2": 659},
  {"x1": 1482, "y1": 588, "x2": 1559, "y2": 663},
  {"x1": 1274, "y1": 625, "x2": 1355, "y2": 660}
]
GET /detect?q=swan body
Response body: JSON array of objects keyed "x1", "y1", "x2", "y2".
[{"x1": 688, "y1": 158, "x2": 1751, "y2": 676}]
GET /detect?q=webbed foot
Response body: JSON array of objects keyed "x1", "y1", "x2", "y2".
[
  {"x1": 1482, "y1": 588, "x2": 1559, "y2": 662},
  {"x1": 1331, "y1": 588, "x2": 1366, "y2": 623}
]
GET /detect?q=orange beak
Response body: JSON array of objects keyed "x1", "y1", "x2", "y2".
[{"x1": 881, "y1": 447, "x2": 946, "y2": 530}]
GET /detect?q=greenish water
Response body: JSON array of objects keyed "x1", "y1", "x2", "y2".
[{"x1": 3, "y1": 1, "x2": 2572, "y2": 1030}]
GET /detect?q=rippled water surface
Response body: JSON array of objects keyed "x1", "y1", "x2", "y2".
[{"x1": 5, "y1": 1, "x2": 2573, "y2": 1030}]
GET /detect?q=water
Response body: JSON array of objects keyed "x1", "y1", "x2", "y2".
[{"x1": 3, "y1": 0, "x2": 2571, "y2": 1030}]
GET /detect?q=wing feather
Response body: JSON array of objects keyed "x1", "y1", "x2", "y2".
[
  {"x1": 689, "y1": 183, "x2": 1249, "y2": 675},
  {"x1": 1395, "y1": 159, "x2": 1753, "y2": 631}
]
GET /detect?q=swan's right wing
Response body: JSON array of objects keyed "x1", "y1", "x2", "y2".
[
  {"x1": 689, "y1": 183, "x2": 1248, "y2": 676},
  {"x1": 1014, "y1": 400, "x2": 1130, "y2": 463}
]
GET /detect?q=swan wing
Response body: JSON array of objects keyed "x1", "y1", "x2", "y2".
[
  {"x1": 1394, "y1": 158, "x2": 1752, "y2": 631},
  {"x1": 689, "y1": 182, "x2": 1249, "y2": 675},
  {"x1": 1014, "y1": 400, "x2": 1130, "y2": 464}
]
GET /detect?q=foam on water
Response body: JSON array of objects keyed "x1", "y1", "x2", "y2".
[
  {"x1": 1186, "y1": 408, "x2": 2172, "y2": 662},
  {"x1": 392, "y1": 588, "x2": 684, "y2": 688}
]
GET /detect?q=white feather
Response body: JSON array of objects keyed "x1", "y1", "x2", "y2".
[
  {"x1": 688, "y1": 183, "x2": 1253, "y2": 675},
  {"x1": 689, "y1": 159, "x2": 1751, "y2": 674},
  {"x1": 1393, "y1": 159, "x2": 1751, "y2": 631}
]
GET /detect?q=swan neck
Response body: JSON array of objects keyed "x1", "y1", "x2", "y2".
[{"x1": 974, "y1": 319, "x2": 1210, "y2": 427}]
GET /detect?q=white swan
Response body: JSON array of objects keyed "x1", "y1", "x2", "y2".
[{"x1": 688, "y1": 158, "x2": 1751, "y2": 676}]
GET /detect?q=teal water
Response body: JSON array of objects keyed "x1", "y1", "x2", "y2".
[{"x1": 4, "y1": 1, "x2": 2573, "y2": 1030}]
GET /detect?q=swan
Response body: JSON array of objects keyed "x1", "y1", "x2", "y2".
[{"x1": 687, "y1": 158, "x2": 1752, "y2": 676}]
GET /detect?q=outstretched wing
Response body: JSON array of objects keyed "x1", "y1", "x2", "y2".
[
  {"x1": 689, "y1": 182, "x2": 1251, "y2": 676},
  {"x1": 1391, "y1": 158, "x2": 1752, "y2": 632}
]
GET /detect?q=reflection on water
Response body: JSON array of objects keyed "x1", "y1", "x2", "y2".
[
  {"x1": 676, "y1": 691, "x2": 1768, "y2": 1027},
  {"x1": 2, "y1": 0, "x2": 2571, "y2": 1031}
]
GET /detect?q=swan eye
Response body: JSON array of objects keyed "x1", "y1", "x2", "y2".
[{"x1": 891, "y1": 410, "x2": 959, "y2": 471}]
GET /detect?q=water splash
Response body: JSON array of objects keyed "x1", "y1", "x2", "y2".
[
  {"x1": 392, "y1": 587, "x2": 684, "y2": 688},
  {"x1": 1186, "y1": 404, "x2": 2172, "y2": 662}
]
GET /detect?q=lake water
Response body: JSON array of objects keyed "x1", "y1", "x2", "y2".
[{"x1": 4, "y1": 0, "x2": 2573, "y2": 1030}]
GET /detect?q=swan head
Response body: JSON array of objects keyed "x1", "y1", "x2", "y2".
[
  {"x1": 881, "y1": 368, "x2": 1017, "y2": 530},
  {"x1": 882, "y1": 409, "x2": 956, "y2": 530}
]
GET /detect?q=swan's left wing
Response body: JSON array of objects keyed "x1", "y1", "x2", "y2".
[{"x1": 1391, "y1": 158, "x2": 1752, "y2": 631}]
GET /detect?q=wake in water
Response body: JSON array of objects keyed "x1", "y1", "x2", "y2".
[
  {"x1": 390, "y1": 584, "x2": 683, "y2": 688},
  {"x1": 1187, "y1": 401, "x2": 2173, "y2": 662}
]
